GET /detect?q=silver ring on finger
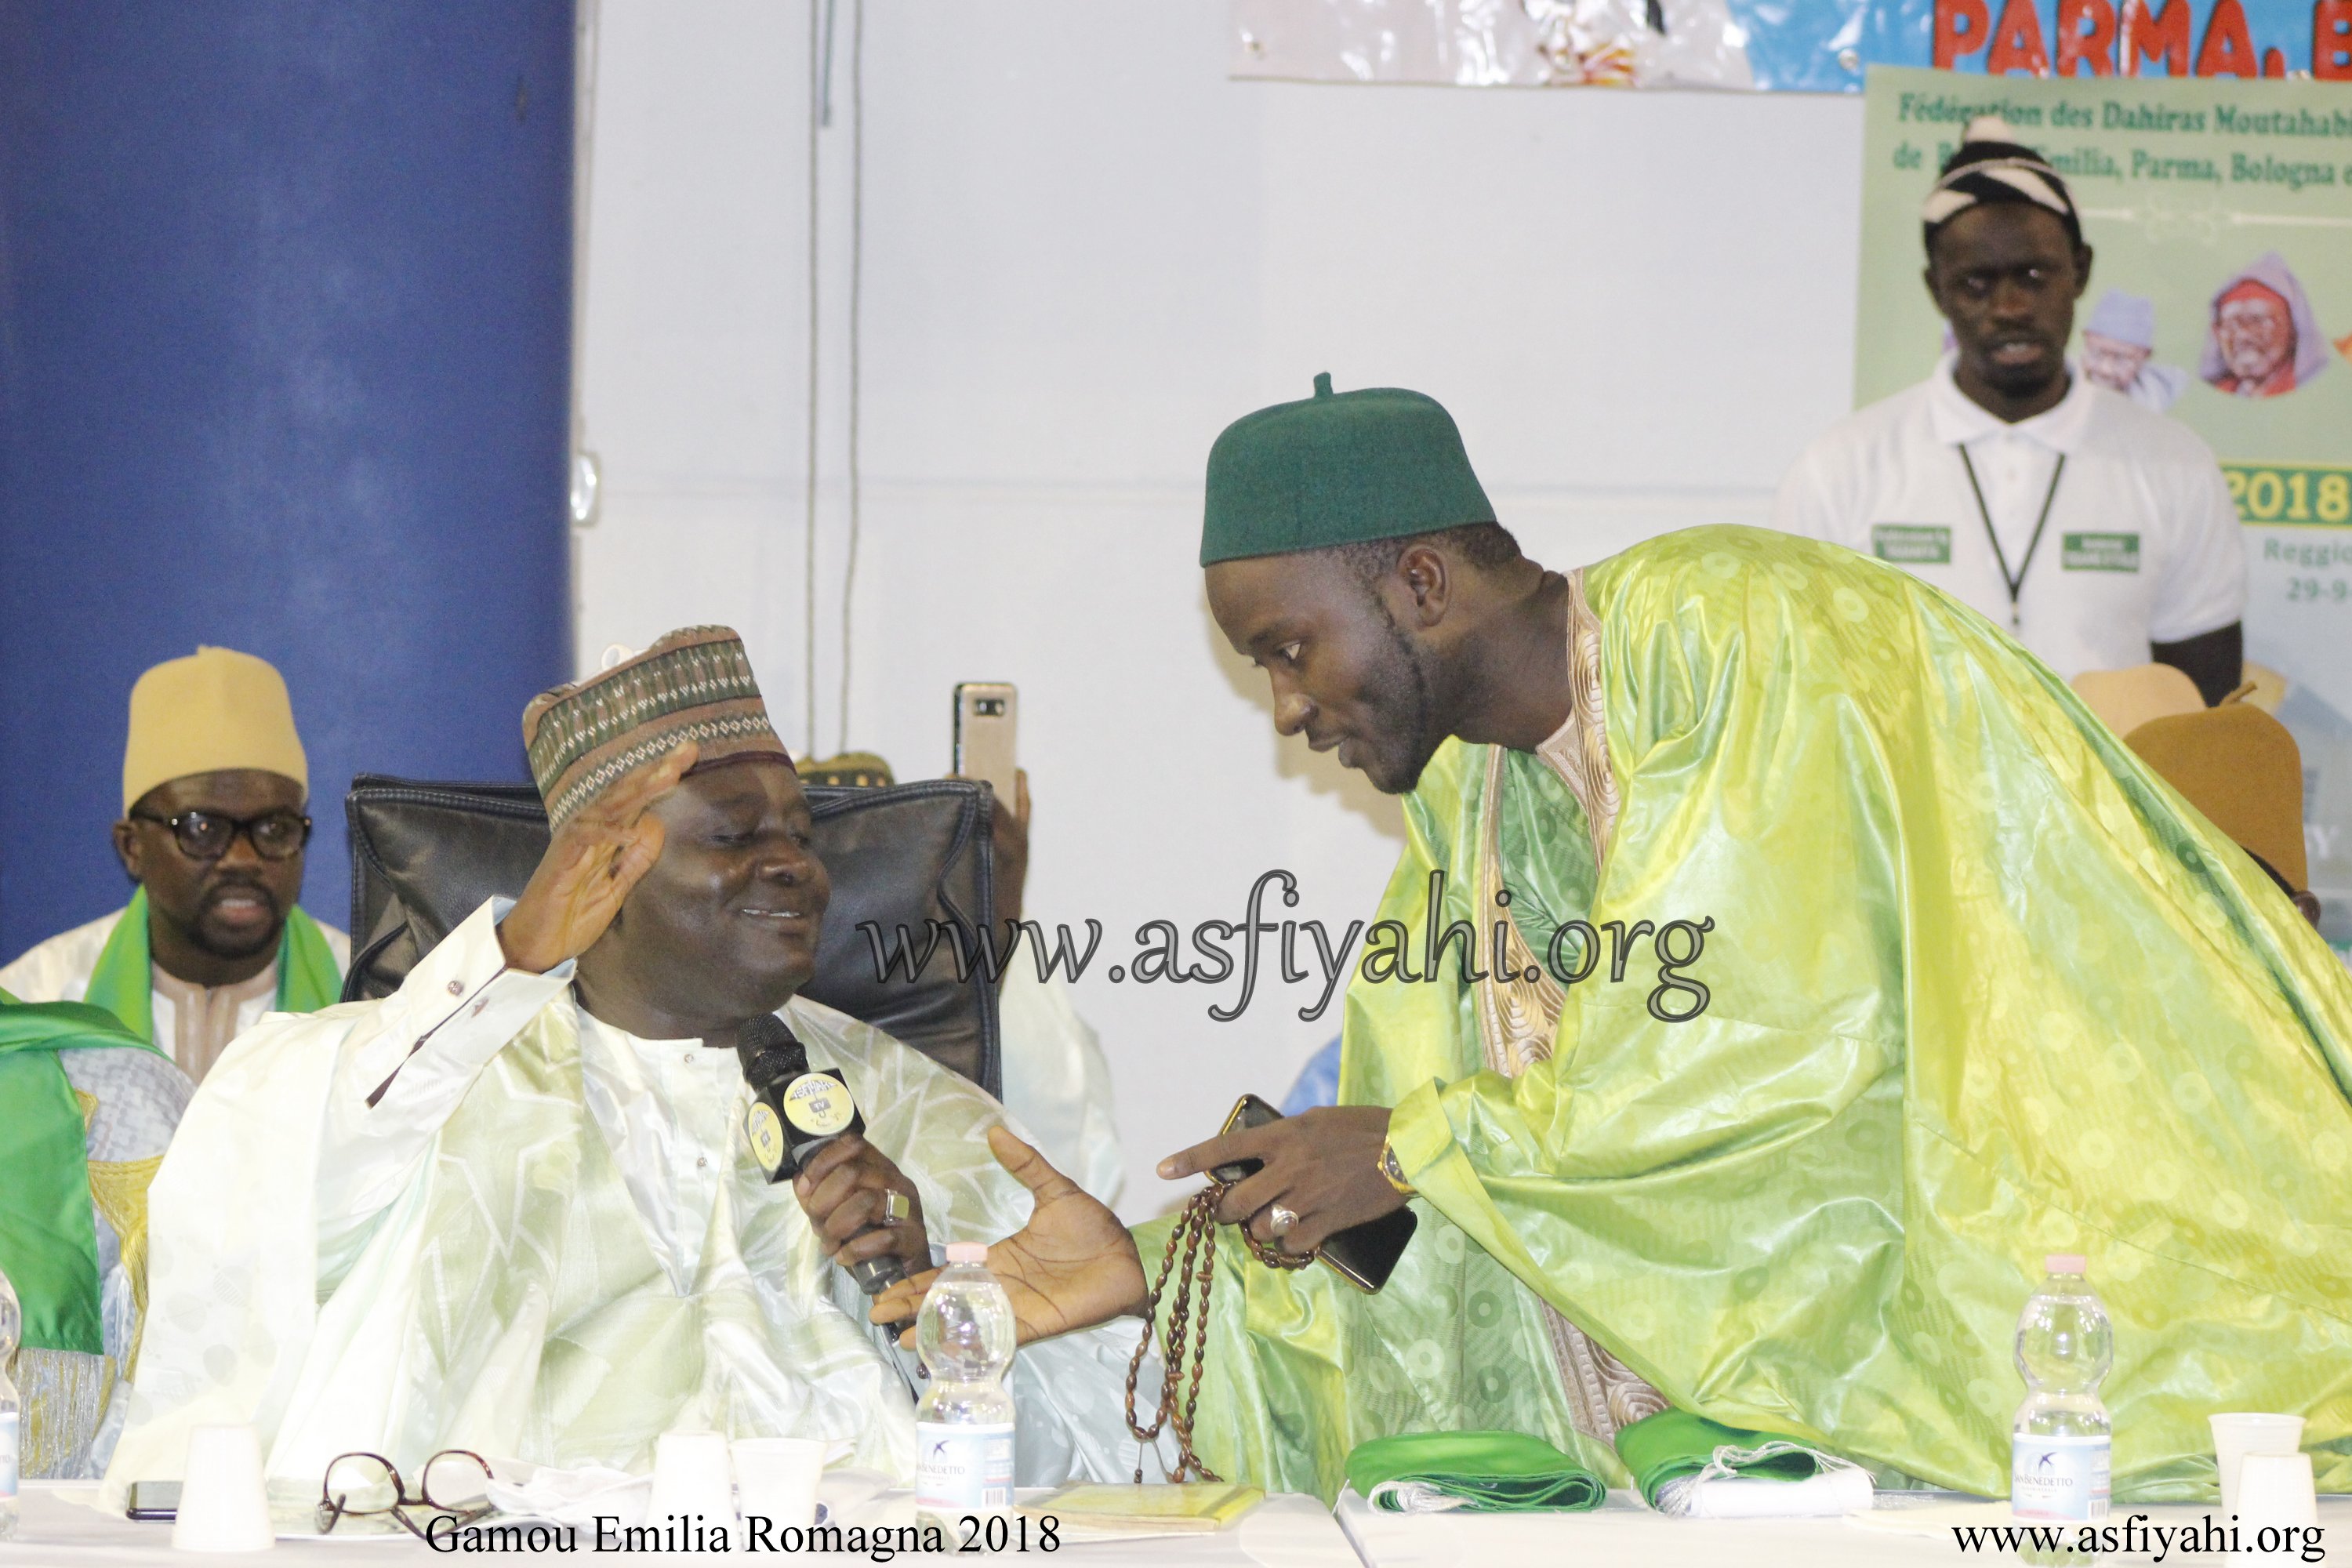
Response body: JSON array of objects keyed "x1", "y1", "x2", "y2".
[
  {"x1": 882, "y1": 1189, "x2": 913, "y2": 1225},
  {"x1": 1267, "y1": 1204, "x2": 1300, "y2": 1239}
]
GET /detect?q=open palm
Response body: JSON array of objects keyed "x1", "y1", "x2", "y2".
[
  {"x1": 498, "y1": 741, "x2": 697, "y2": 972},
  {"x1": 873, "y1": 1126, "x2": 1145, "y2": 1346}
]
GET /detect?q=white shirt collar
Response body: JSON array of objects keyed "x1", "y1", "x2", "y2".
[
  {"x1": 574, "y1": 1002, "x2": 742, "y2": 1067},
  {"x1": 1926, "y1": 351, "x2": 2096, "y2": 455},
  {"x1": 574, "y1": 1003, "x2": 750, "y2": 1295}
]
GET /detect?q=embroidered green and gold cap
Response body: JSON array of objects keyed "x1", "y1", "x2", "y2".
[
  {"x1": 1200, "y1": 372, "x2": 1496, "y2": 567},
  {"x1": 522, "y1": 626, "x2": 792, "y2": 827}
]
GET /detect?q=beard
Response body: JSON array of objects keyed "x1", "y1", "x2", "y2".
[
  {"x1": 2223, "y1": 337, "x2": 2286, "y2": 381},
  {"x1": 1355, "y1": 599, "x2": 1450, "y2": 796}
]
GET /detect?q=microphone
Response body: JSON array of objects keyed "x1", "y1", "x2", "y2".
[{"x1": 737, "y1": 1014, "x2": 911, "y2": 1308}]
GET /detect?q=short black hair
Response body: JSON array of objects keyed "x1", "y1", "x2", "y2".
[{"x1": 1332, "y1": 522, "x2": 1523, "y2": 583}]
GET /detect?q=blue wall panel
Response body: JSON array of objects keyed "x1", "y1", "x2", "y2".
[{"x1": 0, "y1": 2, "x2": 575, "y2": 960}]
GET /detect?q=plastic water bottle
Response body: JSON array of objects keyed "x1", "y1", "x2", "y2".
[
  {"x1": 913, "y1": 1243, "x2": 1016, "y2": 1530},
  {"x1": 2012, "y1": 1253, "x2": 2112, "y2": 1523},
  {"x1": 1, "y1": 1265, "x2": 20, "y2": 1541}
]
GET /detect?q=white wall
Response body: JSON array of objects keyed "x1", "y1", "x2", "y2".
[{"x1": 572, "y1": 0, "x2": 1867, "y2": 1215}]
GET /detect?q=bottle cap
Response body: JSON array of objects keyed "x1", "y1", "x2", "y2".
[
  {"x1": 945, "y1": 1242, "x2": 988, "y2": 1265},
  {"x1": 2045, "y1": 1253, "x2": 2087, "y2": 1275}
]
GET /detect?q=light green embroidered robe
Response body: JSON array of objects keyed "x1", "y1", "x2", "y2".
[{"x1": 1169, "y1": 524, "x2": 2352, "y2": 1504}]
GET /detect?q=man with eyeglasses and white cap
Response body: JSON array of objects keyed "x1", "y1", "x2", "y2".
[
  {"x1": 0, "y1": 647, "x2": 350, "y2": 1082},
  {"x1": 1774, "y1": 117, "x2": 2246, "y2": 706}
]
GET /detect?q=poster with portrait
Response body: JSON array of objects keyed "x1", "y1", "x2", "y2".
[
  {"x1": 1232, "y1": 0, "x2": 2352, "y2": 91},
  {"x1": 1858, "y1": 65, "x2": 2352, "y2": 951}
]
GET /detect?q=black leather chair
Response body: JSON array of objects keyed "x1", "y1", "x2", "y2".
[{"x1": 343, "y1": 774, "x2": 1003, "y2": 1097}]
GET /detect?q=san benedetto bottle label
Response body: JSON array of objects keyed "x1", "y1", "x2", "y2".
[
  {"x1": 782, "y1": 1072, "x2": 854, "y2": 1137},
  {"x1": 916, "y1": 1422, "x2": 1014, "y2": 1515},
  {"x1": 2011, "y1": 1433, "x2": 2111, "y2": 1522}
]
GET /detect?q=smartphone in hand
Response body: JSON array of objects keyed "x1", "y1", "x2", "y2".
[{"x1": 1209, "y1": 1094, "x2": 1417, "y2": 1293}]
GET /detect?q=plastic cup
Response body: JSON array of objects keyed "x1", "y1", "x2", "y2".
[
  {"x1": 2209, "y1": 1413, "x2": 2304, "y2": 1517},
  {"x1": 2236, "y1": 1452, "x2": 2318, "y2": 1563},
  {"x1": 644, "y1": 1431, "x2": 737, "y2": 1531},
  {"x1": 731, "y1": 1437, "x2": 826, "y2": 1534},
  {"x1": 171, "y1": 1424, "x2": 275, "y2": 1554}
]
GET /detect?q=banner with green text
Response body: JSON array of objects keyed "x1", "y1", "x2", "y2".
[{"x1": 1860, "y1": 66, "x2": 2352, "y2": 947}]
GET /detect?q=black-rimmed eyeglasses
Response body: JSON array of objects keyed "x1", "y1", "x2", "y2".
[{"x1": 129, "y1": 808, "x2": 312, "y2": 862}]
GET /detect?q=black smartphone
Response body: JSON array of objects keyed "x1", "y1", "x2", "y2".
[
  {"x1": 1209, "y1": 1093, "x2": 1417, "y2": 1293},
  {"x1": 126, "y1": 1479, "x2": 181, "y2": 1520}
]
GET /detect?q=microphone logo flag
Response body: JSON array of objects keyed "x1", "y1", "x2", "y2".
[
  {"x1": 784, "y1": 1073, "x2": 855, "y2": 1137},
  {"x1": 746, "y1": 1102, "x2": 789, "y2": 1173}
]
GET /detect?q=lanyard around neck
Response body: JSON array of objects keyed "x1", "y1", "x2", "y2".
[{"x1": 1956, "y1": 445, "x2": 2066, "y2": 630}]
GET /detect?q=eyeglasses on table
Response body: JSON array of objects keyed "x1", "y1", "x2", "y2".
[{"x1": 316, "y1": 1448, "x2": 495, "y2": 1541}]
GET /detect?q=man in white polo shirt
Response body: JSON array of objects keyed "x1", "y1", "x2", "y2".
[{"x1": 1774, "y1": 118, "x2": 2245, "y2": 703}]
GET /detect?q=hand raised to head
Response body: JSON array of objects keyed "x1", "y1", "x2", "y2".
[
  {"x1": 869, "y1": 1125, "x2": 1144, "y2": 1348},
  {"x1": 498, "y1": 742, "x2": 699, "y2": 974}
]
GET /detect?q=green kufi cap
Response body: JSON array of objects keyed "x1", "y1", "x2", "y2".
[{"x1": 1200, "y1": 372, "x2": 1496, "y2": 567}]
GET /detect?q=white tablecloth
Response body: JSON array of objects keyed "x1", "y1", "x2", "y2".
[
  {"x1": 5, "y1": 1483, "x2": 1365, "y2": 1565},
  {"x1": 1337, "y1": 1486, "x2": 2352, "y2": 1566}
]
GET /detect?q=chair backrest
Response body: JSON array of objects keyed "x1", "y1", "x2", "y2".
[{"x1": 343, "y1": 774, "x2": 1001, "y2": 1097}]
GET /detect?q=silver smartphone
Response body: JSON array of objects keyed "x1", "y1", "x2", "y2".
[{"x1": 953, "y1": 683, "x2": 1018, "y2": 804}]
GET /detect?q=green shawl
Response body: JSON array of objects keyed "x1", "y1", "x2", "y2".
[
  {"x1": 0, "y1": 990, "x2": 164, "y2": 1355},
  {"x1": 81, "y1": 887, "x2": 343, "y2": 1043},
  {"x1": 1613, "y1": 1410, "x2": 1846, "y2": 1510},
  {"x1": 1344, "y1": 1430, "x2": 1603, "y2": 1512}
]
